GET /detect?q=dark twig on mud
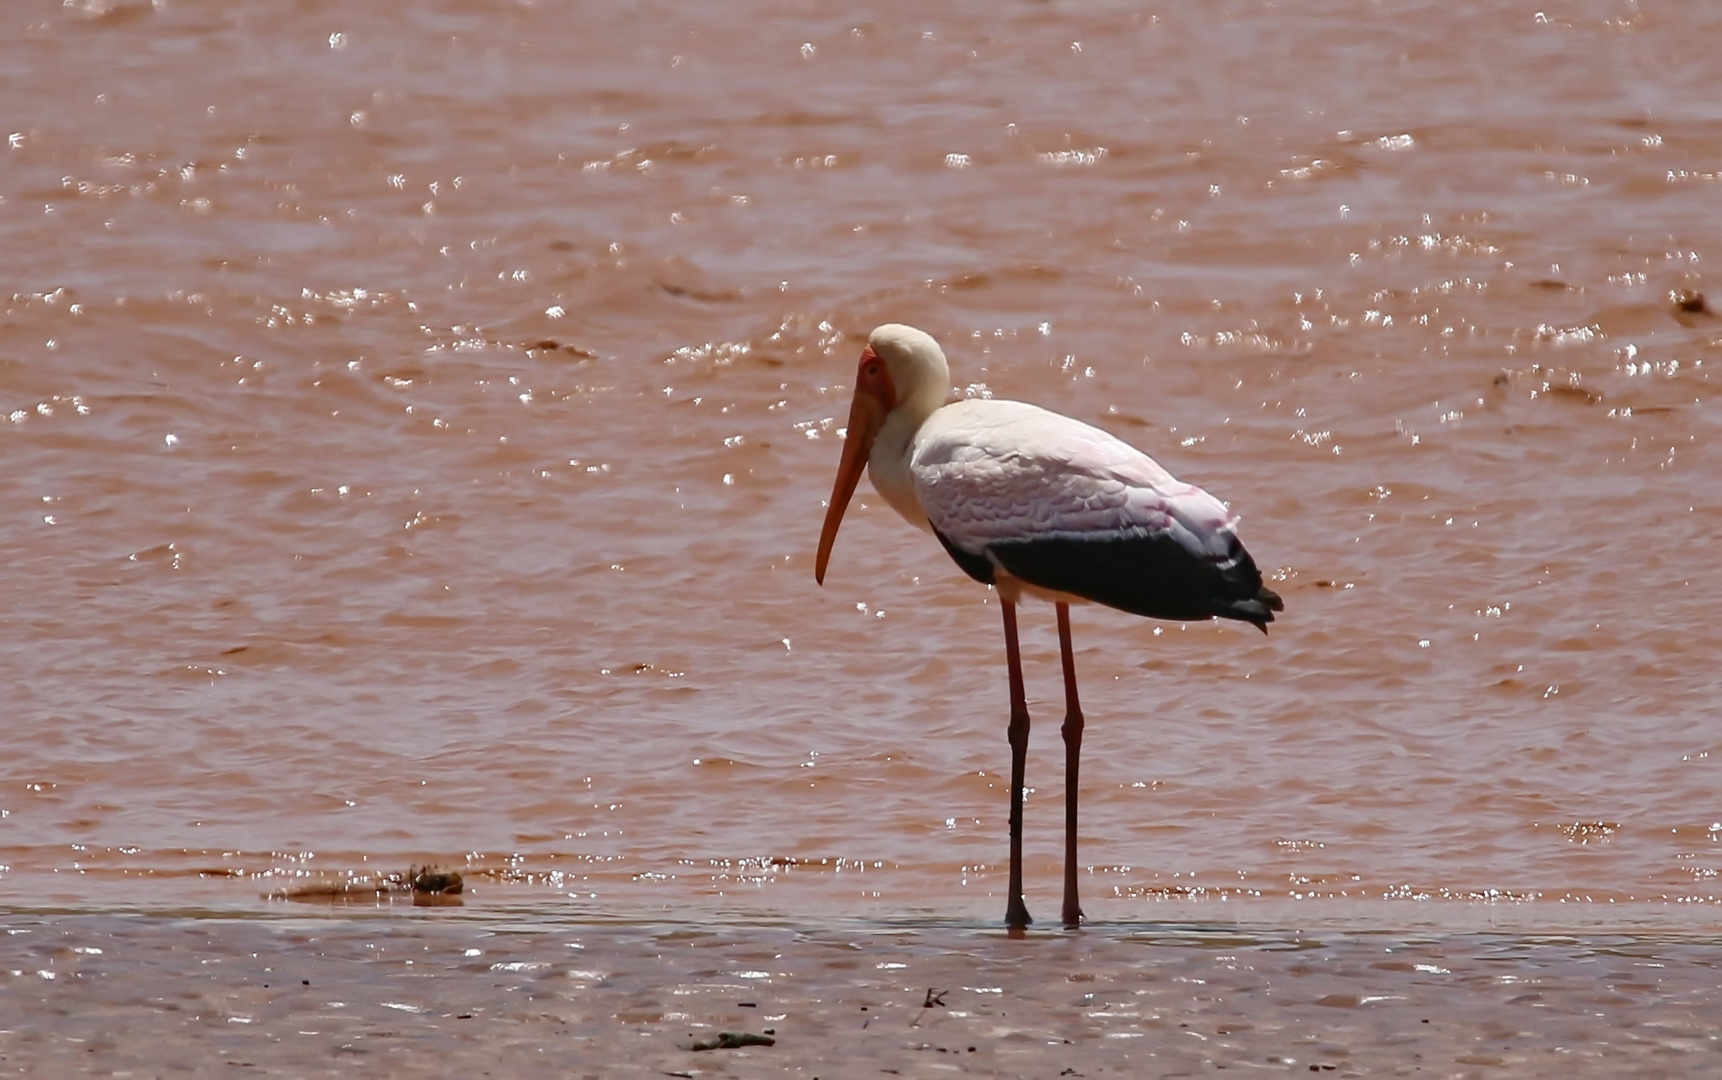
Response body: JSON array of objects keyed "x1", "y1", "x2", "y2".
[{"x1": 909, "y1": 988, "x2": 948, "y2": 1028}]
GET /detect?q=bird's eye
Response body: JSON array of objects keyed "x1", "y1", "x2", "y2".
[{"x1": 864, "y1": 362, "x2": 880, "y2": 377}]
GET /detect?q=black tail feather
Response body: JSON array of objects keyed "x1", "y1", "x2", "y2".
[{"x1": 983, "y1": 529, "x2": 1282, "y2": 631}]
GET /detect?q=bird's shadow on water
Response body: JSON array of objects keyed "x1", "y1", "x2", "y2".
[
  {"x1": 570, "y1": 903, "x2": 1722, "y2": 957},
  {"x1": 778, "y1": 916, "x2": 1722, "y2": 984},
  {"x1": 10, "y1": 896, "x2": 1721, "y2": 962},
  {"x1": 739, "y1": 909, "x2": 1722, "y2": 960}
]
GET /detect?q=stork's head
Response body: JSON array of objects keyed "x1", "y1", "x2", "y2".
[{"x1": 814, "y1": 324, "x2": 950, "y2": 584}]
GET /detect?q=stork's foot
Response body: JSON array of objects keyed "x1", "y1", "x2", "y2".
[
  {"x1": 1005, "y1": 897, "x2": 1033, "y2": 931},
  {"x1": 1061, "y1": 903, "x2": 1084, "y2": 929}
]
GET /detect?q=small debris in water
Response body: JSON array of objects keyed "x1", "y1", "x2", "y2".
[
  {"x1": 523, "y1": 338, "x2": 597, "y2": 357},
  {"x1": 272, "y1": 864, "x2": 464, "y2": 904},
  {"x1": 688, "y1": 1031, "x2": 776, "y2": 1051}
]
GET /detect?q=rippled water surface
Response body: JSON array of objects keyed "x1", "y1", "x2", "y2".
[{"x1": 3, "y1": 0, "x2": 1721, "y2": 934}]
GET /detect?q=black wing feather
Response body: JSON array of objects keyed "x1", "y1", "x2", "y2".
[{"x1": 959, "y1": 527, "x2": 1282, "y2": 632}]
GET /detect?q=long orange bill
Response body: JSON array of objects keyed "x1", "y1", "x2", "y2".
[{"x1": 814, "y1": 388, "x2": 888, "y2": 584}]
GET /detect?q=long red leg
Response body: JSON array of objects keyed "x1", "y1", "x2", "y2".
[
  {"x1": 1057, "y1": 602, "x2": 1086, "y2": 927},
  {"x1": 1001, "y1": 598, "x2": 1033, "y2": 929}
]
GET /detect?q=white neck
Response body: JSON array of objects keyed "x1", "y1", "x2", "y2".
[
  {"x1": 861, "y1": 323, "x2": 954, "y2": 531},
  {"x1": 867, "y1": 386, "x2": 945, "y2": 531}
]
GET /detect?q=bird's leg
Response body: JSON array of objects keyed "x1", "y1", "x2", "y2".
[
  {"x1": 1056, "y1": 602, "x2": 1085, "y2": 928},
  {"x1": 1001, "y1": 598, "x2": 1033, "y2": 930}
]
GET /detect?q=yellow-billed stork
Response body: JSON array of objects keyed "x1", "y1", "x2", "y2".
[{"x1": 815, "y1": 323, "x2": 1282, "y2": 929}]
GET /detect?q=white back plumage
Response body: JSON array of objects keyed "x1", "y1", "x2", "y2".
[{"x1": 908, "y1": 399, "x2": 1243, "y2": 568}]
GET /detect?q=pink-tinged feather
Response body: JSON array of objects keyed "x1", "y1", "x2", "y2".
[{"x1": 908, "y1": 399, "x2": 1240, "y2": 564}]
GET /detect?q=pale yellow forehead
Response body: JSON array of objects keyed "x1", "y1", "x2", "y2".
[{"x1": 868, "y1": 323, "x2": 940, "y2": 358}]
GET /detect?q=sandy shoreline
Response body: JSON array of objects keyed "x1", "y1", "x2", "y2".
[{"x1": 2, "y1": 908, "x2": 1718, "y2": 1077}]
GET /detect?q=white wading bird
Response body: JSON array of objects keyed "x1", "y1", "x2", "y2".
[{"x1": 815, "y1": 324, "x2": 1282, "y2": 929}]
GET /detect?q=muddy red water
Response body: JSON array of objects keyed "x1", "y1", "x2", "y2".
[{"x1": 5, "y1": 0, "x2": 1721, "y2": 942}]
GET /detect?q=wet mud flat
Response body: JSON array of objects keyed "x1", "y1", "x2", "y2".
[{"x1": 1, "y1": 912, "x2": 1718, "y2": 1077}]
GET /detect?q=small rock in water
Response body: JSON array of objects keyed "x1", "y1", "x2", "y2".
[
  {"x1": 410, "y1": 866, "x2": 464, "y2": 894},
  {"x1": 1671, "y1": 289, "x2": 1711, "y2": 318}
]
